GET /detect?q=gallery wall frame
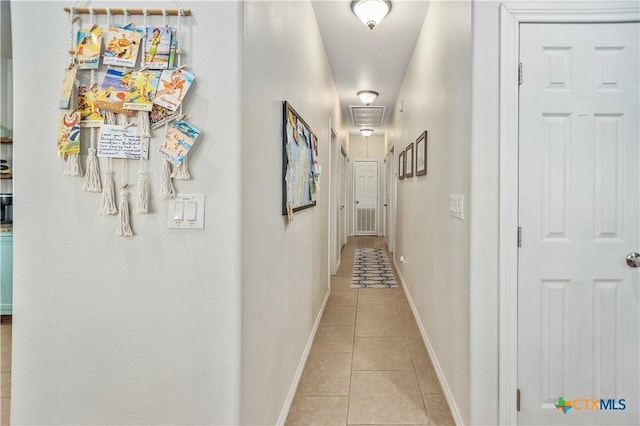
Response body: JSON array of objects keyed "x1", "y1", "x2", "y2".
[
  {"x1": 282, "y1": 101, "x2": 318, "y2": 217},
  {"x1": 415, "y1": 131, "x2": 427, "y2": 176},
  {"x1": 404, "y1": 142, "x2": 414, "y2": 177},
  {"x1": 398, "y1": 149, "x2": 405, "y2": 180}
]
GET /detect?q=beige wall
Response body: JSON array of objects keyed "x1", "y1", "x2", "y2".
[
  {"x1": 241, "y1": 1, "x2": 344, "y2": 424},
  {"x1": 389, "y1": 0, "x2": 472, "y2": 423}
]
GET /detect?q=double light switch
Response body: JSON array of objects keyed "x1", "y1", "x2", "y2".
[{"x1": 168, "y1": 194, "x2": 205, "y2": 229}]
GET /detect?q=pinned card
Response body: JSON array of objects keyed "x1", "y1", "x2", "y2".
[
  {"x1": 153, "y1": 68, "x2": 195, "y2": 111},
  {"x1": 103, "y1": 25, "x2": 144, "y2": 68},
  {"x1": 123, "y1": 70, "x2": 161, "y2": 112},
  {"x1": 158, "y1": 119, "x2": 200, "y2": 166},
  {"x1": 96, "y1": 69, "x2": 134, "y2": 116},
  {"x1": 98, "y1": 124, "x2": 149, "y2": 160},
  {"x1": 57, "y1": 111, "x2": 81, "y2": 156},
  {"x1": 78, "y1": 85, "x2": 104, "y2": 127},
  {"x1": 76, "y1": 26, "x2": 103, "y2": 69},
  {"x1": 144, "y1": 26, "x2": 173, "y2": 69},
  {"x1": 59, "y1": 67, "x2": 77, "y2": 109}
]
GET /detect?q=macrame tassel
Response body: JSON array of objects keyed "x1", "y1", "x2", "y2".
[
  {"x1": 104, "y1": 110, "x2": 116, "y2": 125},
  {"x1": 99, "y1": 171, "x2": 118, "y2": 215},
  {"x1": 83, "y1": 148, "x2": 102, "y2": 192},
  {"x1": 134, "y1": 170, "x2": 150, "y2": 214},
  {"x1": 137, "y1": 111, "x2": 151, "y2": 138},
  {"x1": 116, "y1": 185, "x2": 134, "y2": 237},
  {"x1": 116, "y1": 113, "x2": 128, "y2": 126},
  {"x1": 159, "y1": 160, "x2": 175, "y2": 199},
  {"x1": 63, "y1": 153, "x2": 84, "y2": 177},
  {"x1": 171, "y1": 155, "x2": 191, "y2": 180}
]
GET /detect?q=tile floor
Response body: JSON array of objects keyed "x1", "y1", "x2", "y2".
[
  {"x1": 1, "y1": 316, "x2": 11, "y2": 426},
  {"x1": 285, "y1": 236, "x2": 455, "y2": 426}
]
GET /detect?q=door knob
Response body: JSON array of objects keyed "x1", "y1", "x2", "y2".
[{"x1": 626, "y1": 252, "x2": 640, "y2": 268}]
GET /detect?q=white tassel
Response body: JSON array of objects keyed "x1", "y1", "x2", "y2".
[
  {"x1": 134, "y1": 170, "x2": 150, "y2": 214},
  {"x1": 159, "y1": 160, "x2": 175, "y2": 199},
  {"x1": 99, "y1": 171, "x2": 118, "y2": 215},
  {"x1": 104, "y1": 110, "x2": 116, "y2": 125},
  {"x1": 116, "y1": 185, "x2": 134, "y2": 237},
  {"x1": 137, "y1": 111, "x2": 151, "y2": 138},
  {"x1": 171, "y1": 154, "x2": 191, "y2": 180},
  {"x1": 63, "y1": 153, "x2": 84, "y2": 177},
  {"x1": 83, "y1": 148, "x2": 102, "y2": 192},
  {"x1": 116, "y1": 113, "x2": 128, "y2": 126}
]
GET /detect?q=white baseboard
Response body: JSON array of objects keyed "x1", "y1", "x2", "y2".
[
  {"x1": 276, "y1": 287, "x2": 331, "y2": 425},
  {"x1": 392, "y1": 257, "x2": 464, "y2": 426}
]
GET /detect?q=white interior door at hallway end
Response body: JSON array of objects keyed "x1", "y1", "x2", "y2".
[
  {"x1": 354, "y1": 161, "x2": 378, "y2": 235},
  {"x1": 517, "y1": 22, "x2": 639, "y2": 425}
]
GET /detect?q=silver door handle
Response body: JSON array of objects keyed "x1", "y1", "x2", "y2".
[{"x1": 626, "y1": 252, "x2": 640, "y2": 268}]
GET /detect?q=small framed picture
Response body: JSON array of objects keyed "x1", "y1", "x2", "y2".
[
  {"x1": 405, "y1": 142, "x2": 414, "y2": 177},
  {"x1": 398, "y1": 150, "x2": 405, "y2": 180},
  {"x1": 416, "y1": 131, "x2": 427, "y2": 176}
]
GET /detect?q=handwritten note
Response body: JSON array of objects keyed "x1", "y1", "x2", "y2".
[{"x1": 98, "y1": 124, "x2": 149, "y2": 159}]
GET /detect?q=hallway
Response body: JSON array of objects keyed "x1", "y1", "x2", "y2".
[{"x1": 286, "y1": 237, "x2": 454, "y2": 425}]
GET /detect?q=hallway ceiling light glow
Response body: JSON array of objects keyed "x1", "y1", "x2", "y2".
[
  {"x1": 351, "y1": 0, "x2": 391, "y2": 30},
  {"x1": 357, "y1": 90, "x2": 379, "y2": 106},
  {"x1": 360, "y1": 128, "x2": 374, "y2": 137}
]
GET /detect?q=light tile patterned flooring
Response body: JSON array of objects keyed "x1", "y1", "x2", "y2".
[{"x1": 286, "y1": 236, "x2": 455, "y2": 425}]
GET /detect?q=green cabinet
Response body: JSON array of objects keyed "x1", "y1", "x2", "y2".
[{"x1": 0, "y1": 232, "x2": 12, "y2": 314}]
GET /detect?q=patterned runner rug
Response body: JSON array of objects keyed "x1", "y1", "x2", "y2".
[{"x1": 351, "y1": 248, "x2": 398, "y2": 288}]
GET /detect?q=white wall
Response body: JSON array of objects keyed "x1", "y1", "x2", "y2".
[
  {"x1": 10, "y1": 2, "x2": 243, "y2": 423},
  {"x1": 468, "y1": 2, "x2": 501, "y2": 424},
  {"x1": 389, "y1": 0, "x2": 472, "y2": 423},
  {"x1": 349, "y1": 134, "x2": 385, "y2": 159},
  {"x1": 240, "y1": 1, "x2": 343, "y2": 424}
]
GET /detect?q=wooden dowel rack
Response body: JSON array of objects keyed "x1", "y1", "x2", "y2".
[{"x1": 63, "y1": 7, "x2": 191, "y2": 16}]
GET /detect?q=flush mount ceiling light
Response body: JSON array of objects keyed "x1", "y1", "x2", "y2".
[
  {"x1": 357, "y1": 90, "x2": 379, "y2": 106},
  {"x1": 351, "y1": 0, "x2": 391, "y2": 30},
  {"x1": 360, "y1": 128, "x2": 374, "y2": 137}
]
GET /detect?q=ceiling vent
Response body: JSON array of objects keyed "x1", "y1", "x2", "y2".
[{"x1": 350, "y1": 106, "x2": 386, "y2": 127}]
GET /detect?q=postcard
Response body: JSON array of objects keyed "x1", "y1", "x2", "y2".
[
  {"x1": 96, "y1": 69, "x2": 134, "y2": 116},
  {"x1": 78, "y1": 85, "x2": 104, "y2": 127},
  {"x1": 144, "y1": 26, "x2": 172, "y2": 69},
  {"x1": 150, "y1": 103, "x2": 180, "y2": 129},
  {"x1": 153, "y1": 68, "x2": 195, "y2": 112},
  {"x1": 76, "y1": 26, "x2": 103, "y2": 69},
  {"x1": 123, "y1": 70, "x2": 161, "y2": 111},
  {"x1": 59, "y1": 67, "x2": 77, "y2": 109},
  {"x1": 58, "y1": 111, "x2": 81, "y2": 156},
  {"x1": 158, "y1": 119, "x2": 200, "y2": 166},
  {"x1": 103, "y1": 25, "x2": 144, "y2": 68},
  {"x1": 98, "y1": 124, "x2": 149, "y2": 160}
]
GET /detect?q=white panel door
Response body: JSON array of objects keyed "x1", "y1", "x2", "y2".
[
  {"x1": 354, "y1": 161, "x2": 378, "y2": 235},
  {"x1": 518, "y1": 23, "x2": 639, "y2": 425}
]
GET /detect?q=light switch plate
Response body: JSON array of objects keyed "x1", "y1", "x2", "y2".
[
  {"x1": 168, "y1": 193, "x2": 205, "y2": 229},
  {"x1": 449, "y1": 195, "x2": 464, "y2": 220}
]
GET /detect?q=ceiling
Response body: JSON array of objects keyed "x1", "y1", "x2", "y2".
[{"x1": 312, "y1": 0, "x2": 430, "y2": 136}]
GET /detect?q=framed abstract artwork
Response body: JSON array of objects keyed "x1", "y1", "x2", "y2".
[
  {"x1": 415, "y1": 131, "x2": 427, "y2": 176},
  {"x1": 405, "y1": 142, "x2": 414, "y2": 178},
  {"x1": 283, "y1": 101, "x2": 318, "y2": 217}
]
